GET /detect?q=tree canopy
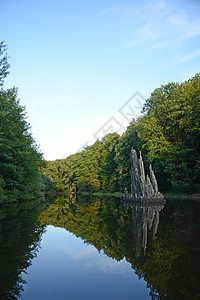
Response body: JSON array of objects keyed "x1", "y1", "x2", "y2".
[
  {"x1": 1, "y1": 41, "x2": 199, "y2": 197},
  {"x1": 43, "y1": 73, "x2": 200, "y2": 194},
  {"x1": 137, "y1": 74, "x2": 200, "y2": 192},
  {"x1": 0, "y1": 42, "x2": 47, "y2": 202}
]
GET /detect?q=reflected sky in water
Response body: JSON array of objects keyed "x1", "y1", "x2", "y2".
[
  {"x1": 1, "y1": 196, "x2": 199, "y2": 299},
  {"x1": 20, "y1": 225, "x2": 150, "y2": 300}
]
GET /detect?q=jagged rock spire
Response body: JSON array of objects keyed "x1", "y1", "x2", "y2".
[{"x1": 128, "y1": 149, "x2": 164, "y2": 201}]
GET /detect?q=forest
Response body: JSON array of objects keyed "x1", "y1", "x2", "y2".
[
  {"x1": 0, "y1": 41, "x2": 200, "y2": 202},
  {"x1": 43, "y1": 73, "x2": 200, "y2": 194}
]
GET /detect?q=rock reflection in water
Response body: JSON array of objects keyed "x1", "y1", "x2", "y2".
[{"x1": 124, "y1": 201, "x2": 165, "y2": 257}]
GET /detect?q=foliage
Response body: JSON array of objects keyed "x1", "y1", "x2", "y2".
[
  {"x1": 0, "y1": 42, "x2": 50, "y2": 202},
  {"x1": 1, "y1": 42, "x2": 199, "y2": 196},
  {"x1": 99, "y1": 133, "x2": 120, "y2": 192},
  {"x1": 0, "y1": 87, "x2": 43, "y2": 201},
  {"x1": 114, "y1": 120, "x2": 143, "y2": 192},
  {"x1": 43, "y1": 140, "x2": 102, "y2": 193},
  {"x1": 43, "y1": 134, "x2": 121, "y2": 193},
  {"x1": 43, "y1": 73, "x2": 200, "y2": 194},
  {"x1": 136, "y1": 74, "x2": 200, "y2": 192}
]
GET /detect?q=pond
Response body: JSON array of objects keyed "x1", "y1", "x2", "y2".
[{"x1": 0, "y1": 195, "x2": 200, "y2": 299}]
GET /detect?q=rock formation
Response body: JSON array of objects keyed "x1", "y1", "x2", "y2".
[{"x1": 124, "y1": 149, "x2": 165, "y2": 203}]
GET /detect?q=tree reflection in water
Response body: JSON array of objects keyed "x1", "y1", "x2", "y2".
[
  {"x1": 1, "y1": 194, "x2": 200, "y2": 299},
  {"x1": 39, "y1": 194, "x2": 200, "y2": 299},
  {"x1": 0, "y1": 196, "x2": 56, "y2": 299}
]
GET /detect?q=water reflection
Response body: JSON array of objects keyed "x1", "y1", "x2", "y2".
[
  {"x1": 0, "y1": 196, "x2": 56, "y2": 299},
  {"x1": 0, "y1": 194, "x2": 200, "y2": 299},
  {"x1": 124, "y1": 202, "x2": 165, "y2": 257},
  {"x1": 39, "y1": 194, "x2": 200, "y2": 299}
]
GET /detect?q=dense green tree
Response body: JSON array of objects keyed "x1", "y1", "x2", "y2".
[
  {"x1": 114, "y1": 121, "x2": 142, "y2": 192},
  {"x1": 99, "y1": 133, "x2": 120, "y2": 192},
  {"x1": 136, "y1": 74, "x2": 200, "y2": 192},
  {"x1": 43, "y1": 73, "x2": 200, "y2": 194},
  {"x1": 43, "y1": 140, "x2": 102, "y2": 193},
  {"x1": 0, "y1": 43, "x2": 45, "y2": 201},
  {"x1": 76, "y1": 141, "x2": 101, "y2": 192},
  {"x1": 0, "y1": 88, "x2": 43, "y2": 200}
]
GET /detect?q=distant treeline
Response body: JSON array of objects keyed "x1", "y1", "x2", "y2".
[
  {"x1": 0, "y1": 42, "x2": 55, "y2": 202},
  {"x1": 43, "y1": 73, "x2": 200, "y2": 194},
  {"x1": 1, "y1": 42, "x2": 199, "y2": 199}
]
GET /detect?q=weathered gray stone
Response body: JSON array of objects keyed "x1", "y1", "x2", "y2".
[{"x1": 124, "y1": 149, "x2": 165, "y2": 202}]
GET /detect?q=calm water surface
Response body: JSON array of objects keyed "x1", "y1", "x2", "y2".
[
  {"x1": 20, "y1": 226, "x2": 148, "y2": 300},
  {"x1": 0, "y1": 195, "x2": 200, "y2": 299}
]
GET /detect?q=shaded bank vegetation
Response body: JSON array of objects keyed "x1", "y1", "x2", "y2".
[{"x1": 43, "y1": 74, "x2": 200, "y2": 194}]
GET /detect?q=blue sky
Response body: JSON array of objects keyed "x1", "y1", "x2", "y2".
[{"x1": 1, "y1": 0, "x2": 200, "y2": 160}]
